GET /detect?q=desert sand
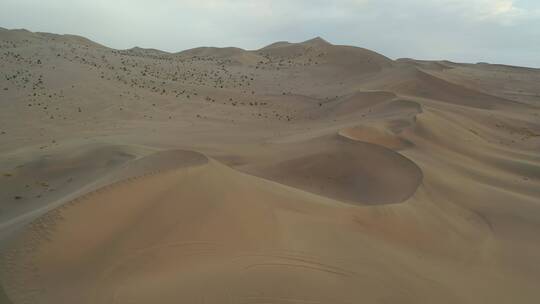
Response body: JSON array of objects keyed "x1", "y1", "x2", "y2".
[{"x1": 1, "y1": 28, "x2": 540, "y2": 303}]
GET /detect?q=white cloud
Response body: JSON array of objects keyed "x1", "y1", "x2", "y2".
[
  {"x1": 433, "y1": 0, "x2": 536, "y2": 24},
  {"x1": 0, "y1": 0, "x2": 538, "y2": 67}
]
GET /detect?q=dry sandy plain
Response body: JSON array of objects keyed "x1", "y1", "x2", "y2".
[{"x1": 0, "y1": 27, "x2": 540, "y2": 303}]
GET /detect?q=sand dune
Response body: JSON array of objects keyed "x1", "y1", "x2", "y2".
[
  {"x1": 240, "y1": 137, "x2": 423, "y2": 205},
  {"x1": 338, "y1": 124, "x2": 411, "y2": 150},
  {"x1": 1, "y1": 28, "x2": 540, "y2": 303},
  {"x1": 3, "y1": 149, "x2": 539, "y2": 303}
]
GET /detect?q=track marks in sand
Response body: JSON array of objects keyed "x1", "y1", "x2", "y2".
[
  {"x1": 0, "y1": 150, "x2": 209, "y2": 304},
  {"x1": 1, "y1": 148, "x2": 415, "y2": 304}
]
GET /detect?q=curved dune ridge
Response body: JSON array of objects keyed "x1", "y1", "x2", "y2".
[
  {"x1": 0, "y1": 150, "x2": 432, "y2": 304},
  {"x1": 336, "y1": 99, "x2": 422, "y2": 150},
  {"x1": 1, "y1": 152, "x2": 468, "y2": 303},
  {"x1": 4, "y1": 144, "x2": 538, "y2": 304}
]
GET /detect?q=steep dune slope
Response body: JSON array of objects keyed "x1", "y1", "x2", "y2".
[
  {"x1": 366, "y1": 66, "x2": 520, "y2": 109},
  {"x1": 3, "y1": 148, "x2": 539, "y2": 304}
]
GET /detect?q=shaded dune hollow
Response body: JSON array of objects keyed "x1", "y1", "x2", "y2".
[
  {"x1": 384, "y1": 68, "x2": 518, "y2": 109},
  {"x1": 336, "y1": 99, "x2": 423, "y2": 150},
  {"x1": 327, "y1": 91, "x2": 398, "y2": 117},
  {"x1": 338, "y1": 125, "x2": 411, "y2": 150},
  {"x1": 244, "y1": 140, "x2": 423, "y2": 205}
]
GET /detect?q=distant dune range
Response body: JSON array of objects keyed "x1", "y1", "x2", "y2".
[{"x1": 1, "y1": 28, "x2": 540, "y2": 303}]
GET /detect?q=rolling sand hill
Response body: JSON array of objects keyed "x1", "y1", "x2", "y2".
[{"x1": 1, "y1": 27, "x2": 540, "y2": 303}]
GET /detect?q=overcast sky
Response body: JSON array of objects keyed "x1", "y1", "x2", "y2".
[{"x1": 1, "y1": 0, "x2": 539, "y2": 67}]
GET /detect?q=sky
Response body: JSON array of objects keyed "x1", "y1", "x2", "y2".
[{"x1": 1, "y1": 0, "x2": 539, "y2": 67}]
